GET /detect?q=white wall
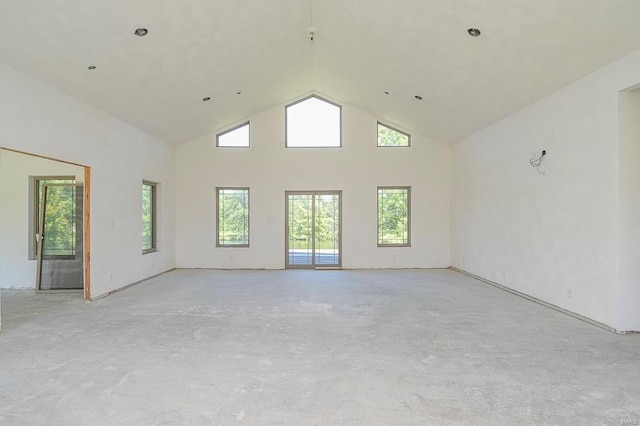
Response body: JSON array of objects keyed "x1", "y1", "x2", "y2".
[
  {"x1": 0, "y1": 150, "x2": 85, "y2": 288},
  {"x1": 452, "y1": 48, "x2": 640, "y2": 331},
  {"x1": 618, "y1": 88, "x2": 640, "y2": 331},
  {"x1": 176, "y1": 98, "x2": 451, "y2": 269},
  {"x1": 0, "y1": 61, "x2": 176, "y2": 298}
]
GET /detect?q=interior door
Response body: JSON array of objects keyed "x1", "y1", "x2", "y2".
[
  {"x1": 36, "y1": 183, "x2": 84, "y2": 291},
  {"x1": 286, "y1": 191, "x2": 341, "y2": 268}
]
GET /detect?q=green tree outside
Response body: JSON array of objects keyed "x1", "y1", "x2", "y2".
[
  {"x1": 218, "y1": 189, "x2": 249, "y2": 245},
  {"x1": 378, "y1": 188, "x2": 409, "y2": 245},
  {"x1": 40, "y1": 182, "x2": 77, "y2": 256},
  {"x1": 378, "y1": 123, "x2": 409, "y2": 147},
  {"x1": 142, "y1": 184, "x2": 154, "y2": 250},
  {"x1": 288, "y1": 194, "x2": 339, "y2": 250}
]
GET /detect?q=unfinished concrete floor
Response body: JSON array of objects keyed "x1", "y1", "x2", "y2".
[{"x1": 1, "y1": 269, "x2": 639, "y2": 425}]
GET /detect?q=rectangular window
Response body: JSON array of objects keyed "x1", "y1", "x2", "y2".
[
  {"x1": 377, "y1": 122, "x2": 410, "y2": 147},
  {"x1": 216, "y1": 187, "x2": 250, "y2": 247},
  {"x1": 29, "y1": 176, "x2": 76, "y2": 259},
  {"x1": 216, "y1": 122, "x2": 250, "y2": 147},
  {"x1": 142, "y1": 181, "x2": 157, "y2": 254},
  {"x1": 377, "y1": 187, "x2": 410, "y2": 246}
]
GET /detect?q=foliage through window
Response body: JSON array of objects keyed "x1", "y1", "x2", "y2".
[
  {"x1": 286, "y1": 95, "x2": 341, "y2": 147},
  {"x1": 217, "y1": 188, "x2": 250, "y2": 246},
  {"x1": 377, "y1": 187, "x2": 410, "y2": 246},
  {"x1": 142, "y1": 181, "x2": 157, "y2": 253},
  {"x1": 377, "y1": 122, "x2": 410, "y2": 147},
  {"x1": 31, "y1": 177, "x2": 76, "y2": 259},
  {"x1": 217, "y1": 122, "x2": 250, "y2": 147},
  {"x1": 287, "y1": 193, "x2": 340, "y2": 251}
]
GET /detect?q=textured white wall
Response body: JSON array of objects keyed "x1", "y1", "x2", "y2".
[
  {"x1": 618, "y1": 88, "x2": 640, "y2": 331},
  {"x1": 452, "y1": 48, "x2": 640, "y2": 331},
  {"x1": 176, "y1": 99, "x2": 451, "y2": 269},
  {"x1": 0, "y1": 61, "x2": 176, "y2": 298},
  {"x1": 0, "y1": 150, "x2": 85, "y2": 288}
]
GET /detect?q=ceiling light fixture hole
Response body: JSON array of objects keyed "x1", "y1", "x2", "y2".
[
  {"x1": 134, "y1": 28, "x2": 148, "y2": 37},
  {"x1": 415, "y1": 95, "x2": 423, "y2": 100},
  {"x1": 384, "y1": 91, "x2": 390, "y2": 95},
  {"x1": 202, "y1": 97, "x2": 211, "y2": 102},
  {"x1": 237, "y1": 91, "x2": 242, "y2": 95},
  {"x1": 88, "y1": 65, "x2": 96, "y2": 70},
  {"x1": 467, "y1": 28, "x2": 481, "y2": 37}
]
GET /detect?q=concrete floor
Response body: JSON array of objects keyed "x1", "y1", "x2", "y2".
[{"x1": 1, "y1": 269, "x2": 639, "y2": 425}]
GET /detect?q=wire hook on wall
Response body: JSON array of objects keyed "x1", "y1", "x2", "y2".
[{"x1": 530, "y1": 150, "x2": 547, "y2": 174}]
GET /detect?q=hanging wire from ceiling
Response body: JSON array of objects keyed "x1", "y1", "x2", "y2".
[
  {"x1": 306, "y1": 0, "x2": 318, "y2": 44},
  {"x1": 306, "y1": 0, "x2": 318, "y2": 86}
]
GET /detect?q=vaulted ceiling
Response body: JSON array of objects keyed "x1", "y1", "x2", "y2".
[{"x1": 1, "y1": 0, "x2": 640, "y2": 146}]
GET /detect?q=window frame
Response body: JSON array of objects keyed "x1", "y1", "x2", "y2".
[
  {"x1": 216, "y1": 187, "x2": 250, "y2": 248},
  {"x1": 376, "y1": 121, "x2": 411, "y2": 148},
  {"x1": 29, "y1": 175, "x2": 76, "y2": 260},
  {"x1": 216, "y1": 121, "x2": 251, "y2": 148},
  {"x1": 377, "y1": 186, "x2": 411, "y2": 247},
  {"x1": 377, "y1": 122, "x2": 411, "y2": 147},
  {"x1": 142, "y1": 180, "x2": 158, "y2": 254},
  {"x1": 285, "y1": 95, "x2": 342, "y2": 148}
]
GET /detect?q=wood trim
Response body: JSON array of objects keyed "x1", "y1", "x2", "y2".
[
  {"x1": 84, "y1": 166, "x2": 91, "y2": 300},
  {"x1": 0, "y1": 146, "x2": 87, "y2": 168}
]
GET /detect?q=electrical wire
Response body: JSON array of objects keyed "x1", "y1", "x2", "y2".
[{"x1": 530, "y1": 150, "x2": 546, "y2": 174}]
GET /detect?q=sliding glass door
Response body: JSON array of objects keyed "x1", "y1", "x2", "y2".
[{"x1": 286, "y1": 191, "x2": 341, "y2": 268}]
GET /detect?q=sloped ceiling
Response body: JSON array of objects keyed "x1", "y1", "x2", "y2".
[{"x1": 1, "y1": 0, "x2": 640, "y2": 145}]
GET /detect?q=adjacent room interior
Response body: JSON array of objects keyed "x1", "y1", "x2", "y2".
[{"x1": 1, "y1": 0, "x2": 640, "y2": 424}]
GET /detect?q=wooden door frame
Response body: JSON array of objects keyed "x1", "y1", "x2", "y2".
[{"x1": 0, "y1": 147, "x2": 92, "y2": 300}]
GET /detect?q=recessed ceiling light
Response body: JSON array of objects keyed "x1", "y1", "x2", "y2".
[
  {"x1": 134, "y1": 28, "x2": 148, "y2": 37},
  {"x1": 202, "y1": 97, "x2": 211, "y2": 102},
  {"x1": 415, "y1": 95, "x2": 423, "y2": 100},
  {"x1": 88, "y1": 65, "x2": 96, "y2": 70},
  {"x1": 467, "y1": 28, "x2": 481, "y2": 37}
]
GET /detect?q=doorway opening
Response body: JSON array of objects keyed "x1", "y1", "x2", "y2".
[
  {"x1": 285, "y1": 191, "x2": 341, "y2": 268},
  {"x1": 0, "y1": 147, "x2": 91, "y2": 299}
]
